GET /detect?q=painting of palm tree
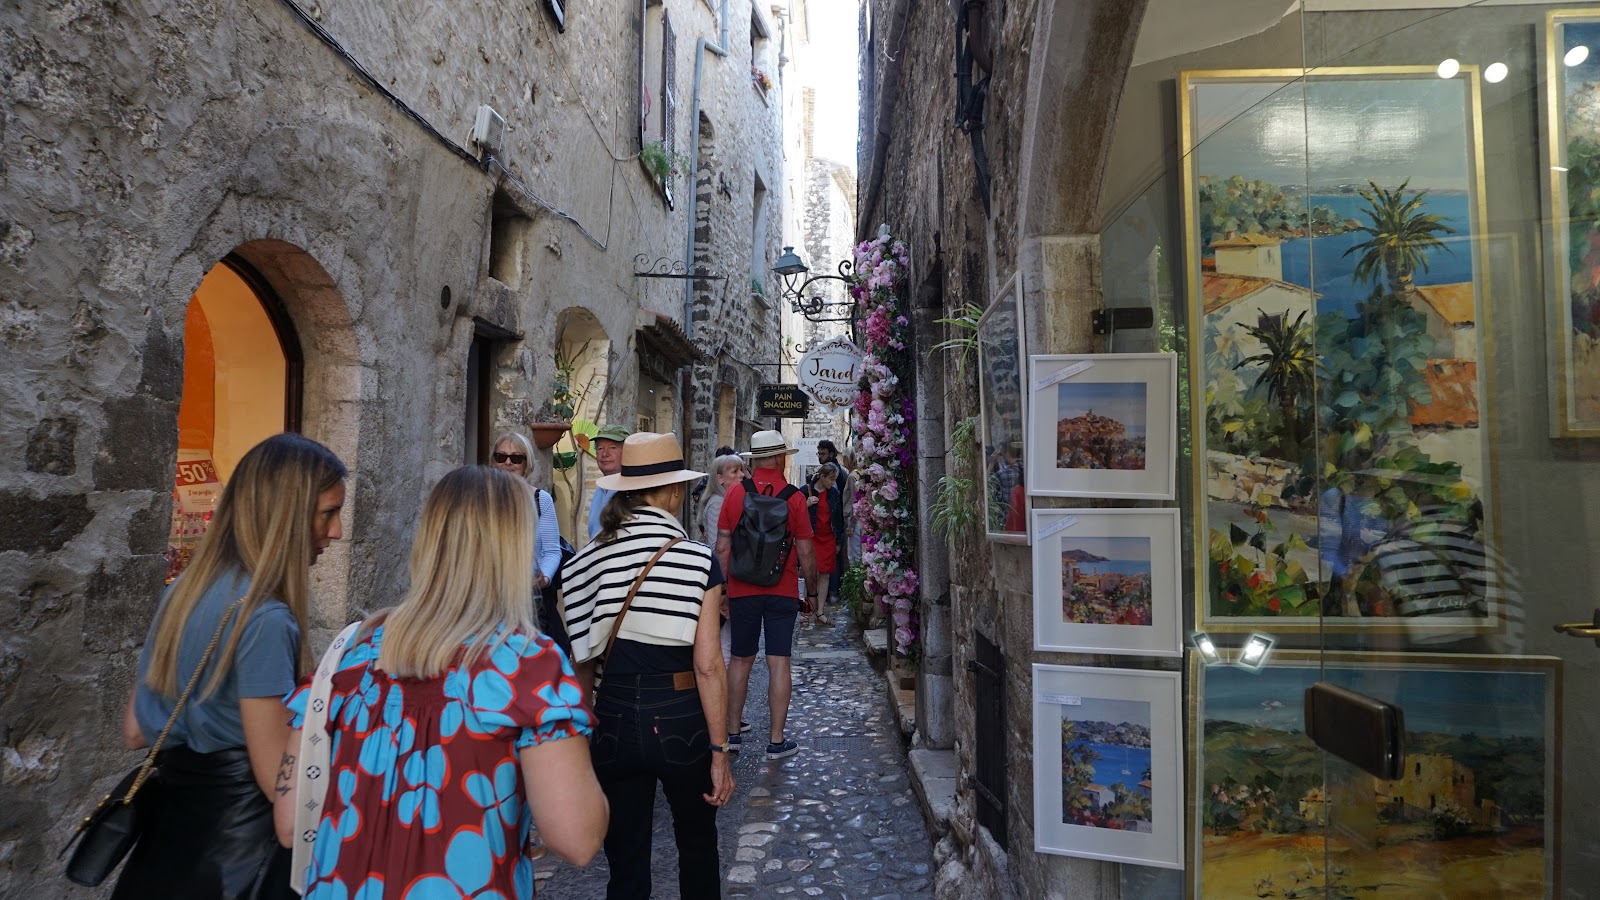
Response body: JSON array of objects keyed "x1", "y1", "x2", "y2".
[
  {"x1": 1342, "y1": 179, "x2": 1458, "y2": 297},
  {"x1": 1233, "y1": 309, "x2": 1313, "y2": 456},
  {"x1": 1182, "y1": 69, "x2": 1492, "y2": 631}
]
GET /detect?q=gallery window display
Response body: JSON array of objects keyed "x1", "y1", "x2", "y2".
[
  {"x1": 167, "y1": 258, "x2": 299, "y2": 581},
  {"x1": 1074, "y1": 3, "x2": 1600, "y2": 896}
]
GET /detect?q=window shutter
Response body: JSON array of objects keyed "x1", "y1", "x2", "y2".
[{"x1": 662, "y1": 10, "x2": 677, "y2": 158}]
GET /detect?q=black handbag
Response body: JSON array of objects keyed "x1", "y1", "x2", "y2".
[{"x1": 60, "y1": 597, "x2": 245, "y2": 887}]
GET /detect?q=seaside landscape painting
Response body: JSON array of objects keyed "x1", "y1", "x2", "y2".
[
  {"x1": 1056, "y1": 381, "x2": 1148, "y2": 470},
  {"x1": 1194, "y1": 654, "x2": 1557, "y2": 898},
  {"x1": 1549, "y1": 14, "x2": 1600, "y2": 435},
  {"x1": 1182, "y1": 69, "x2": 1494, "y2": 631},
  {"x1": 1061, "y1": 697, "x2": 1154, "y2": 833},
  {"x1": 1062, "y1": 536, "x2": 1153, "y2": 626}
]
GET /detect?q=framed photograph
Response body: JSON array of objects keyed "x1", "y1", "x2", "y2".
[
  {"x1": 1026, "y1": 353, "x2": 1178, "y2": 500},
  {"x1": 978, "y1": 273, "x2": 1029, "y2": 543},
  {"x1": 1031, "y1": 508, "x2": 1182, "y2": 657},
  {"x1": 1033, "y1": 664, "x2": 1184, "y2": 869},
  {"x1": 1545, "y1": 10, "x2": 1600, "y2": 436},
  {"x1": 1190, "y1": 652, "x2": 1561, "y2": 898},
  {"x1": 1180, "y1": 67, "x2": 1498, "y2": 634}
]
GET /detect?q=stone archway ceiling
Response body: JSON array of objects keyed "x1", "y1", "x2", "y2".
[{"x1": 1130, "y1": 0, "x2": 1300, "y2": 67}]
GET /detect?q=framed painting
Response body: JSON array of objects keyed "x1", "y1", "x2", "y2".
[
  {"x1": 1031, "y1": 508, "x2": 1182, "y2": 657},
  {"x1": 1033, "y1": 665, "x2": 1184, "y2": 868},
  {"x1": 1180, "y1": 67, "x2": 1498, "y2": 634},
  {"x1": 978, "y1": 273, "x2": 1029, "y2": 543},
  {"x1": 1544, "y1": 10, "x2": 1600, "y2": 437},
  {"x1": 1189, "y1": 652, "x2": 1561, "y2": 898},
  {"x1": 1026, "y1": 353, "x2": 1178, "y2": 500}
]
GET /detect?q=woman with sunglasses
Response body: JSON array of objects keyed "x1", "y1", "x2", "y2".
[{"x1": 491, "y1": 433, "x2": 570, "y2": 655}]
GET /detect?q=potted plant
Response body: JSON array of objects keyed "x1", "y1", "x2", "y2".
[
  {"x1": 751, "y1": 65, "x2": 772, "y2": 93},
  {"x1": 531, "y1": 352, "x2": 579, "y2": 449},
  {"x1": 640, "y1": 139, "x2": 691, "y2": 184}
]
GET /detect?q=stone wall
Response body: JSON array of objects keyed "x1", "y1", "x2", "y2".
[
  {"x1": 0, "y1": 0, "x2": 783, "y2": 894},
  {"x1": 858, "y1": 1, "x2": 1149, "y2": 896}
]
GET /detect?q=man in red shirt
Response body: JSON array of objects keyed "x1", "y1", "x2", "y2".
[{"x1": 716, "y1": 430, "x2": 817, "y2": 761}]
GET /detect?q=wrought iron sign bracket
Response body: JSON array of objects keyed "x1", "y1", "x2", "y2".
[
  {"x1": 1092, "y1": 307, "x2": 1155, "y2": 336},
  {"x1": 632, "y1": 254, "x2": 726, "y2": 281}
]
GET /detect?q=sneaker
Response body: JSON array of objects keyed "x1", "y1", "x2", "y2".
[
  {"x1": 726, "y1": 734, "x2": 742, "y2": 752},
  {"x1": 740, "y1": 721, "x2": 752, "y2": 733},
  {"x1": 766, "y1": 739, "x2": 799, "y2": 761}
]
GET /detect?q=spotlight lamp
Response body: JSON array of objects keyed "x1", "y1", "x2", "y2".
[
  {"x1": 772, "y1": 246, "x2": 856, "y2": 323},
  {"x1": 1188, "y1": 630, "x2": 1222, "y2": 666},
  {"x1": 1237, "y1": 633, "x2": 1277, "y2": 672}
]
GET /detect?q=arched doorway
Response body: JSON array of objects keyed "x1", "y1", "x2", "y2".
[
  {"x1": 166, "y1": 255, "x2": 302, "y2": 581},
  {"x1": 552, "y1": 308, "x2": 612, "y2": 547}
]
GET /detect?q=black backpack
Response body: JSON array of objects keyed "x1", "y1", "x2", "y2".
[{"x1": 729, "y1": 477, "x2": 799, "y2": 586}]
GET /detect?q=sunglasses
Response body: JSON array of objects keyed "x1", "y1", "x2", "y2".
[{"x1": 492, "y1": 452, "x2": 528, "y2": 465}]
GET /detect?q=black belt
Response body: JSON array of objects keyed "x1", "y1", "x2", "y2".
[{"x1": 600, "y1": 671, "x2": 697, "y2": 691}]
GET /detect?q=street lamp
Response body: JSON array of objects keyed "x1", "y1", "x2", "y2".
[{"x1": 772, "y1": 246, "x2": 855, "y2": 323}]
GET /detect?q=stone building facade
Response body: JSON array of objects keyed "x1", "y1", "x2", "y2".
[
  {"x1": 857, "y1": 2, "x2": 1154, "y2": 897},
  {"x1": 0, "y1": 0, "x2": 786, "y2": 893}
]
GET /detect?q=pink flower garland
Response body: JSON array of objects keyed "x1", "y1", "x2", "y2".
[{"x1": 850, "y1": 232, "x2": 919, "y2": 654}]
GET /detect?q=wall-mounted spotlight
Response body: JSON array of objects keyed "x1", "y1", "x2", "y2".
[
  {"x1": 1567, "y1": 45, "x2": 1590, "y2": 67},
  {"x1": 1437, "y1": 58, "x2": 1461, "y2": 79},
  {"x1": 1237, "y1": 633, "x2": 1277, "y2": 672},
  {"x1": 1485, "y1": 62, "x2": 1508, "y2": 84},
  {"x1": 1189, "y1": 631, "x2": 1222, "y2": 666}
]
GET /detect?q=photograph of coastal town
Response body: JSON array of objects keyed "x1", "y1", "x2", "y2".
[
  {"x1": 1055, "y1": 381, "x2": 1148, "y2": 470},
  {"x1": 1060, "y1": 697, "x2": 1154, "y2": 833},
  {"x1": 1194, "y1": 654, "x2": 1557, "y2": 898},
  {"x1": 1062, "y1": 536, "x2": 1153, "y2": 626},
  {"x1": 1183, "y1": 70, "x2": 1494, "y2": 630}
]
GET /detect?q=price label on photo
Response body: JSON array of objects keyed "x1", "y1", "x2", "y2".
[
  {"x1": 1036, "y1": 515, "x2": 1078, "y2": 540},
  {"x1": 1042, "y1": 694, "x2": 1082, "y2": 706},
  {"x1": 1031, "y1": 360, "x2": 1094, "y2": 391}
]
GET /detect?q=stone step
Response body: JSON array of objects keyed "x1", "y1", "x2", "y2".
[{"x1": 863, "y1": 628, "x2": 889, "y2": 654}]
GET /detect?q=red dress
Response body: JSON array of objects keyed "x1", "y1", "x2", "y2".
[
  {"x1": 813, "y1": 489, "x2": 838, "y2": 575},
  {"x1": 284, "y1": 625, "x2": 591, "y2": 900}
]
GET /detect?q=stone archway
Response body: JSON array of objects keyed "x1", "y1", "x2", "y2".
[
  {"x1": 220, "y1": 239, "x2": 366, "y2": 632},
  {"x1": 552, "y1": 307, "x2": 613, "y2": 546}
]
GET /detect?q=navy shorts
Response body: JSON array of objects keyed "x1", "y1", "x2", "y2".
[{"x1": 729, "y1": 594, "x2": 800, "y2": 658}]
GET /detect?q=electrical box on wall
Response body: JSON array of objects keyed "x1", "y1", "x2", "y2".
[{"x1": 471, "y1": 105, "x2": 506, "y2": 157}]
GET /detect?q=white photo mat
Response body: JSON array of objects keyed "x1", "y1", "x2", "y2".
[
  {"x1": 1027, "y1": 353, "x2": 1178, "y2": 500},
  {"x1": 1033, "y1": 664, "x2": 1184, "y2": 869},
  {"x1": 1031, "y1": 508, "x2": 1182, "y2": 657},
  {"x1": 977, "y1": 272, "x2": 1030, "y2": 544}
]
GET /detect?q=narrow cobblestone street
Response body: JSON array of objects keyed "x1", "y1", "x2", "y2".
[{"x1": 535, "y1": 617, "x2": 936, "y2": 899}]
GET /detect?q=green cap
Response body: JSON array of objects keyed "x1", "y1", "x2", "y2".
[{"x1": 594, "y1": 424, "x2": 633, "y2": 443}]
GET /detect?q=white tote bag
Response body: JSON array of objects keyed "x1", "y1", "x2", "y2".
[{"x1": 290, "y1": 620, "x2": 363, "y2": 895}]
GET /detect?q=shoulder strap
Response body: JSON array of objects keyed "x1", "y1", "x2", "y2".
[
  {"x1": 777, "y1": 484, "x2": 799, "y2": 501},
  {"x1": 601, "y1": 538, "x2": 685, "y2": 669},
  {"x1": 291, "y1": 618, "x2": 364, "y2": 894},
  {"x1": 742, "y1": 477, "x2": 758, "y2": 498},
  {"x1": 124, "y1": 596, "x2": 246, "y2": 802}
]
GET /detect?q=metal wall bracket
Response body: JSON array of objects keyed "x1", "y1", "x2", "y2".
[{"x1": 1092, "y1": 307, "x2": 1155, "y2": 336}]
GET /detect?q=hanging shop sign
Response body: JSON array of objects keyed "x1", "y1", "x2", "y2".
[
  {"x1": 797, "y1": 336, "x2": 864, "y2": 415},
  {"x1": 757, "y1": 384, "x2": 811, "y2": 418}
]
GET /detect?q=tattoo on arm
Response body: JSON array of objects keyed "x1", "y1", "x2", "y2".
[{"x1": 274, "y1": 752, "x2": 296, "y2": 796}]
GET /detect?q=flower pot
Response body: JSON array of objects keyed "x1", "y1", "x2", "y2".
[
  {"x1": 552, "y1": 450, "x2": 578, "y2": 471},
  {"x1": 530, "y1": 422, "x2": 571, "y2": 449}
]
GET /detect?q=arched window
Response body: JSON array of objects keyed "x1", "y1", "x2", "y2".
[{"x1": 166, "y1": 255, "x2": 302, "y2": 580}]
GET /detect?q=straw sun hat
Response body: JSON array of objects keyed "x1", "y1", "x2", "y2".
[
  {"x1": 594, "y1": 432, "x2": 706, "y2": 492},
  {"x1": 746, "y1": 429, "x2": 794, "y2": 459}
]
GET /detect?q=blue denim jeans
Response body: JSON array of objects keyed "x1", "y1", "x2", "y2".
[{"x1": 590, "y1": 675, "x2": 719, "y2": 899}]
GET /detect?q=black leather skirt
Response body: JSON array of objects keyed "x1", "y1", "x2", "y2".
[{"x1": 110, "y1": 746, "x2": 292, "y2": 900}]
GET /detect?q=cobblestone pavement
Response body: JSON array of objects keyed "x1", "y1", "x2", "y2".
[{"x1": 535, "y1": 615, "x2": 935, "y2": 899}]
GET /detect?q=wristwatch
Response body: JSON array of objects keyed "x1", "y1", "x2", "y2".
[{"x1": 710, "y1": 741, "x2": 732, "y2": 753}]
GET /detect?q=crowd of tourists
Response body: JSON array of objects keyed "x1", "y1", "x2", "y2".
[{"x1": 85, "y1": 424, "x2": 853, "y2": 900}]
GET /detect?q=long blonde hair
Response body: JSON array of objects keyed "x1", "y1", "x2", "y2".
[
  {"x1": 378, "y1": 465, "x2": 536, "y2": 678},
  {"x1": 146, "y1": 433, "x2": 347, "y2": 697}
]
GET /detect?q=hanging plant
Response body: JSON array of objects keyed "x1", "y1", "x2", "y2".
[
  {"x1": 640, "y1": 139, "x2": 691, "y2": 183},
  {"x1": 850, "y1": 229, "x2": 921, "y2": 656}
]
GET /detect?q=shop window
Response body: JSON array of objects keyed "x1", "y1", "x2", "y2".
[
  {"x1": 169, "y1": 257, "x2": 301, "y2": 581},
  {"x1": 636, "y1": 373, "x2": 673, "y2": 433}
]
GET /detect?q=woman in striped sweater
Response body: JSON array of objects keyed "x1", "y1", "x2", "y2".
[{"x1": 559, "y1": 432, "x2": 735, "y2": 898}]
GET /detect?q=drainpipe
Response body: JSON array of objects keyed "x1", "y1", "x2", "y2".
[{"x1": 679, "y1": 0, "x2": 730, "y2": 463}]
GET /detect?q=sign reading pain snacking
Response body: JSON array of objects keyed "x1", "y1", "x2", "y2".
[
  {"x1": 797, "y1": 336, "x2": 864, "y2": 415},
  {"x1": 757, "y1": 385, "x2": 811, "y2": 418}
]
